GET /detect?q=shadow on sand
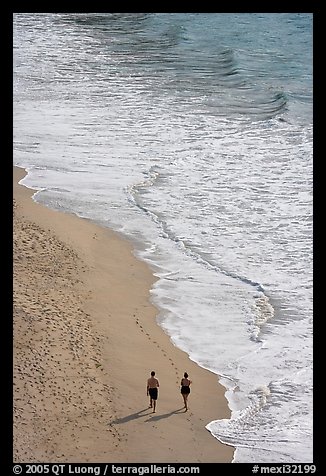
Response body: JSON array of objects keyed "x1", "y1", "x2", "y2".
[
  {"x1": 144, "y1": 407, "x2": 186, "y2": 422},
  {"x1": 110, "y1": 406, "x2": 185, "y2": 425}
]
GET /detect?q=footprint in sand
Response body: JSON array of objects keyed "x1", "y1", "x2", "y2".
[{"x1": 133, "y1": 317, "x2": 181, "y2": 376}]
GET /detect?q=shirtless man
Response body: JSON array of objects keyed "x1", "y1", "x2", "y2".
[{"x1": 147, "y1": 370, "x2": 160, "y2": 413}]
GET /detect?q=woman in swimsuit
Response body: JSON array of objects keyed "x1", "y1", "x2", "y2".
[{"x1": 180, "y1": 372, "x2": 192, "y2": 411}]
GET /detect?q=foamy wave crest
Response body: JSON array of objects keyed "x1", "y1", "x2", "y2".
[
  {"x1": 249, "y1": 294, "x2": 275, "y2": 341},
  {"x1": 206, "y1": 384, "x2": 271, "y2": 446}
]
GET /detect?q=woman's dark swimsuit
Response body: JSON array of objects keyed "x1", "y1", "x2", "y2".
[{"x1": 181, "y1": 385, "x2": 190, "y2": 394}]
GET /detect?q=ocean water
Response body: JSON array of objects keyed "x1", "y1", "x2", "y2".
[{"x1": 13, "y1": 13, "x2": 313, "y2": 463}]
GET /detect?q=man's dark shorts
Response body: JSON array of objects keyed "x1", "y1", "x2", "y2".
[{"x1": 149, "y1": 388, "x2": 158, "y2": 400}]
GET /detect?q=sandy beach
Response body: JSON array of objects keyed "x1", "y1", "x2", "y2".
[{"x1": 13, "y1": 165, "x2": 234, "y2": 463}]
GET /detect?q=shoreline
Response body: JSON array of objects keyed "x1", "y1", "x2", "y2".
[{"x1": 13, "y1": 165, "x2": 234, "y2": 463}]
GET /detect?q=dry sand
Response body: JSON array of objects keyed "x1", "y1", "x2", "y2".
[{"x1": 13, "y1": 165, "x2": 234, "y2": 463}]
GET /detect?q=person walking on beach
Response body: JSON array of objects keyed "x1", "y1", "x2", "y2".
[
  {"x1": 180, "y1": 372, "x2": 192, "y2": 412},
  {"x1": 147, "y1": 370, "x2": 160, "y2": 413}
]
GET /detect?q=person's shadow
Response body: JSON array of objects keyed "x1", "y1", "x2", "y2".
[
  {"x1": 110, "y1": 407, "x2": 153, "y2": 424},
  {"x1": 110, "y1": 406, "x2": 185, "y2": 425},
  {"x1": 144, "y1": 407, "x2": 185, "y2": 422}
]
